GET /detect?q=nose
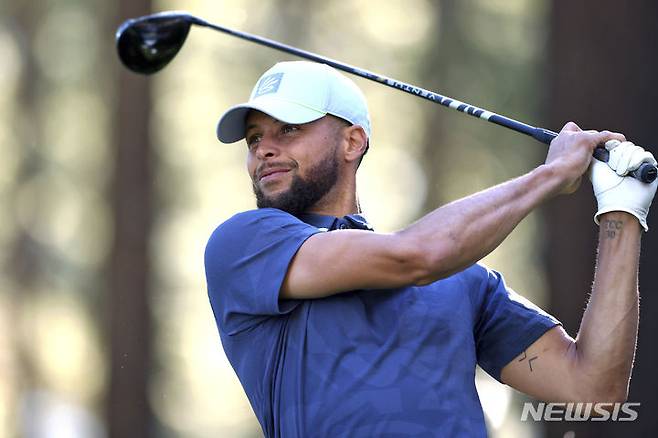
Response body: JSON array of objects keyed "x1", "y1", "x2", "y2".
[{"x1": 255, "y1": 135, "x2": 280, "y2": 160}]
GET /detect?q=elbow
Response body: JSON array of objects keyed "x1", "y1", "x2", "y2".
[
  {"x1": 391, "y1": 232, "x2": 452, "y2": 286},
  {"x1": 587, "y1": 387, "x2": 630, "y2": 419},
  {"x1": 605, "y1": 377, "x2": 631, "y2": 403},
  {"x1": 573, "y1": 379, "x2": 629, "y2": 404},
  {"x1": 568, "y1": 344, "x2": 632, "y2": 404},
  {"x1": 600, "y1": 385, "x2": 629, "y2": 404},
  {"x1": 587, "y1": 388, "x2": 628, "y2": 405}
]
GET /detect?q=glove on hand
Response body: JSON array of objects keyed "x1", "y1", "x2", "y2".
[
  {"x1": 606, "y1": 140, "x2": 656, "y2": 176},
  {"x1": 589, "y1": 140, "x2": 658, "y2": 231}
]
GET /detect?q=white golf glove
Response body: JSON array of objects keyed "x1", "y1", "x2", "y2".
[{"x1": 589, "y1": 140, "x2": 658, "y2": 231}]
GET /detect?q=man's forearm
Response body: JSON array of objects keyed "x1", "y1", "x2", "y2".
[
  {"x1": 399, "y1": 164, "x2": 564, "y2": 283},
  {"x1": 573, "y1": 211, "x2": 641, "y2": 401}
]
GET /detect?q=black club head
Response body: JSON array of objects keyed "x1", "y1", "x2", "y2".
[{"x1": 116, "y1": 11, "x2": 201, "y2": 75}]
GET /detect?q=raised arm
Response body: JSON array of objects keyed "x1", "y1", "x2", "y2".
[
  {"x1": 500, "y1": 212, "x2": 641, "y2": 402},
  {"x1": 281, "y1": 123, "x2": 623, "y2": 299},
  {"x1": 500, "y1": 141, "x2": 657, "y2": 402}
]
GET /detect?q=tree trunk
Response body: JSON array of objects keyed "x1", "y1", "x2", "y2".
[
  {"x1": 546, "y1": 2, "x2": 658, "y2": 436},
  {"x1": 419, "y1": 0, "x2": 459, "y2": 213},
  {"x1": 107, "y1": 0, "x2": 154, "y2": 436}
]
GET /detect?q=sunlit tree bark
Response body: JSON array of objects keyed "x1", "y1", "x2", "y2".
[
  {"x1": 546, "y1": 2, "x2": 658, "y2": 436},
  {"x1": 419, "y1": 0, "x2": 458, "y2": 213}
]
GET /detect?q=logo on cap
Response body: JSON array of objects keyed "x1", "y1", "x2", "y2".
[{"x1": 254, "y1": 73, "x2": 283, "y2": 97}]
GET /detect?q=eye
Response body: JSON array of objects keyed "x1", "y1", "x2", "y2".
[
  {"x1": 281, "y1": 124, "x2": 300, "y2": 134},
  {"x1": 246, "y1": 134, "x2": 261, "y2": 150}
]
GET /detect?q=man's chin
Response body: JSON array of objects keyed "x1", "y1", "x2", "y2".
[
  {"x1": 256, "y1": 190, "x2": 291, "y2": 210},
  {"x1": 253, "y1": 154, "x2": 338, "y2": 215},
  {"x1": 257, "y1": 186, "x2": 287, "y2": 201}
]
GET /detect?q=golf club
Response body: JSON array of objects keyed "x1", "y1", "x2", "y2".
[{"x1": 115, "y1": 10, "x2": 657, "y2": 183}]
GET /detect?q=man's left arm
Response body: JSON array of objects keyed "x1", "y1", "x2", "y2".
[
  {"x1": 501, "y1": 140, "x2": 657, "y2": 402},
  {"x1": 501, "y1": 211, "x2": 640, "y2": 402}
]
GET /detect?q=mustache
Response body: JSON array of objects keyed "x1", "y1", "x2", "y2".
[{"x1": 254, "y1": 161, "x2": 297, "y2": 180}]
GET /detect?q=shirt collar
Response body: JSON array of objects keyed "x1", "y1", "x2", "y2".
[{"x1": 297, "y1": 212, "x2": 374, "y2": 232}]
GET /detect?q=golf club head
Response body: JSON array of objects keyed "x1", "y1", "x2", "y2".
[{"x1": 116, "y1": 11, "x2": 204, "y2": 74}]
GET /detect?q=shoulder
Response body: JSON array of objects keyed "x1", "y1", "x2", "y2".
[
  {"x1": 214, "y1": 208, "x2": 299, "y2": 233},
  {"x1": 448, "y1": 263, "x2": 498, "y2": 288},
  {"x1": 417, "y1": 264, "x2": 495, "y2": 304},
  {"x1": 445, "y1": 263, "x2": 511, "y2": 309},
  {"x1": 208, "y1": 208, "x2": 299, "y2": 243},
  {"x1": 205, "y1": 208, "x2": 319, "y2": 261}
]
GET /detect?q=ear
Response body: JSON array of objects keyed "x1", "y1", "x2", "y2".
[{"x1": 342, "y1": 125, "x2": 368, "y2": 165}]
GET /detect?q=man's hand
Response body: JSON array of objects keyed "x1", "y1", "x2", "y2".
[
  {"x1": 545, "y1": 122, "x2": 625, "y2": 194},
  {"x1": 589, "y1": 141, "x2": 658, "y2": 231}
]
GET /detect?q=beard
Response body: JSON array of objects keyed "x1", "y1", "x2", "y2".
[{"x1": 253, "y1": 149, "x2": 339, "y2": 216}]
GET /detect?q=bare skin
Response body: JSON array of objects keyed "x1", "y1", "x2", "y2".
[
  {"x1": 245, "y1": 110, "x2": 638, "y2": 402},
  {"x1": 501, "y1": 213, "x2": 639, "y2": 402},
  {"x1": 245, "y1": 111, "x2": 364, "y2": 217}
]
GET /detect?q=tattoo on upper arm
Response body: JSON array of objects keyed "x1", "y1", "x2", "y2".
[
  {"x1": 518, "y1": 350, "x2": 538, "y2": 372},
  {"x1": 603, "y1": 219, "x2": 623, "y2": 239}
]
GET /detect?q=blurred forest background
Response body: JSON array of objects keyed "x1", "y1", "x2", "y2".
[{"x1": 1, "y1": 0, "x2": 657, "y2": 437}]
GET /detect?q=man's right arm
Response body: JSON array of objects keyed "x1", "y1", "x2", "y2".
[{"x1": 281, "y1": 123, "x2": 624, "y2": 299}]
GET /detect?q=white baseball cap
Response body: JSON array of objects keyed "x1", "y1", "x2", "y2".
[{"x1": 216, "y1": 61, "x2": 371, "y2": 143}]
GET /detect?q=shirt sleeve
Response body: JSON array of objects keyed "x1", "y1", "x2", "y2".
[
  {"x1": 473, "y1": 265, "x2": 561, "y2": 382},
  {"x1": 204, "y1": 208, "x2": 321, "y2": 336}
]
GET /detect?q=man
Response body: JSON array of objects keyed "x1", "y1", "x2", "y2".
[{"x1": 204, "y1": 61, "x2": 657, "y2": 436}]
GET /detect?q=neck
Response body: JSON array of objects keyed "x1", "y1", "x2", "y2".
[
  {"x1": 306, "y1": 178, "x2": 360, "y2": 217},
  {"x1": 306, "y1": 195, "x2": 359, "y2": 217}
]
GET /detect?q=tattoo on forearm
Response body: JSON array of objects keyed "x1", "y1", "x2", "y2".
[
  {"x1": 518, "y1": 350, "x2": 538, "y2": 372},
  {"x1": 603, "y1": 219, "x2": 624, "y2": 239}
]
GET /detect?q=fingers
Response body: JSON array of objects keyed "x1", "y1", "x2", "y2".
[
  {"x1": 595, "y1": 130, "x2": 626, "y2": 145},
  {"x1": 561, "y1": 124, "x2": 626, "y2": 151},
  {"x1": 560, "y1": 121, "x2": 582, "y2": 133},
  {"x1": 609, "y1": 143, "x2": 638, "y2": 175},
  {"x1": 607, "y1": 141, "x2": 657, "y2": 175},
  {"x1": 558, "y1": 122, "x2": 625, "y2": 147},
  {"x1": 548, "y1": 123, "x2": 634, "y2": 194}
]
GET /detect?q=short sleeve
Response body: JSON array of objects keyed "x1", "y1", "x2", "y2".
[
  {"x1": 473, "y1": 267, "x2": 560, "y2": 382},
  {"x1": 204, "y1": 208, "x2": 321, "y2": 336}
]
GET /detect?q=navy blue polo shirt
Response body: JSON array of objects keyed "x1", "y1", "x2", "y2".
[{"x1": 205, "y1": 208, "x2": 559, "y2": 437}]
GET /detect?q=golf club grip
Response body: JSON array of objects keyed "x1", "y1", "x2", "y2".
[{"x1": 535, "y1": 129, "x2": 657, "y2": 183}]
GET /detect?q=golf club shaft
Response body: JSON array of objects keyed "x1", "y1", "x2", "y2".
[
  {"x1": 181, "y1": 15, "x2": 658, "y2": 182},
  {"x1": 194, "y1": 17, "x2": 554, "y2": 142}
]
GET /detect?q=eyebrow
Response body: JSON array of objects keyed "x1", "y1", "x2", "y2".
[
  {"x1": 245, "y1": 118, "x2": 289, "y2": 136},
  {"x1": 244, "y1": 122, "x2": 268, "y2": 137}
]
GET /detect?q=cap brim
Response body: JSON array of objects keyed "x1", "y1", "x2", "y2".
[{"x1": 216, "y1": 99, "x2": 327, "y2": 143}]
